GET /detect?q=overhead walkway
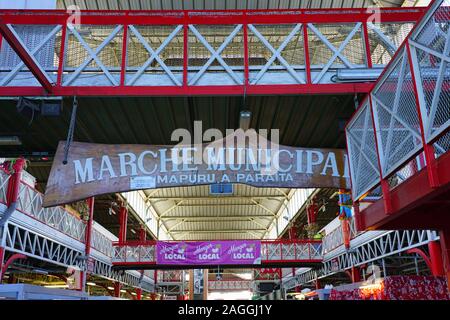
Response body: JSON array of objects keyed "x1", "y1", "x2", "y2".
[
  {"x1": 0, "y1": 167, "x2": 155, "y2": 291},
  {"x1": 0, "y1": 7, "x2": 425, "y2": 96},
  {"x1": 346, "y1": 0, "x2": 450, "y2": 231},
  {"x1": 282, "y1": 215, "x2": 440, "y2": 289},
  {"x1": 111, "y1": 239, "x2": 323, "y2": 269}
]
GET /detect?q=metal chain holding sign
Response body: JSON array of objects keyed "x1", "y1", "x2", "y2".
[{"x1": 63, "y1": 96, "x2": 78, "y2": 165}]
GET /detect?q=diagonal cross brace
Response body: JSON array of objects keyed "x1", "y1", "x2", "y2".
[
  {"x1": 0, "y1": 20, "x2": 54, "y2": 92},
  {"x1": 189, "y1": 24, "x2": 243, "y2": 85},
  {"x1": 64, "y1": 24, "x2": 123, "y2": 86},
  {"x1": 128, "y1": 25, "x2": 182, "y2": 86},
  {"x1": 308, "y1": 22, "x2": 361, "y2": 84},
  {"x1": 248, "y1": 23, "x2": 305, "y2": 84}
]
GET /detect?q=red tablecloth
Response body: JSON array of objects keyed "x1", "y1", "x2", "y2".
[{"x1": 329, "y1": 276, "x2": 450, "y2": 300}]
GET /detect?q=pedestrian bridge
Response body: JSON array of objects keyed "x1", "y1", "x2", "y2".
[{"x1": 0, "y1": 7, "x2": 425, "y2": 96}]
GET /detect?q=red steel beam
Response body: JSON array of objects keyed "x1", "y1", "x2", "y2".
[
  {"x1": 0, "y1": 83, "x2": 374, "y2": 97},
  {"x1": 0, "y1": 18, "x2": 53, "y2": 92},
  {"x1": 359, "y1": 149, "x2": 450, "y2": 230}
]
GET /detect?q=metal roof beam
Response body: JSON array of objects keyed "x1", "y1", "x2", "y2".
[
  {"x1": 162, "y1": 215, "x2": 274, "y2": 220},
  {"x1": 170, "y1": 229, "x2": 266, "y2": 234},
  {"x1": 148, "y1": 195, "x2": 286, "y2": 201}
]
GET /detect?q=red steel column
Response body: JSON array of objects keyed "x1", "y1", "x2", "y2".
[
  {"x1": 288, "y1": 225, "x2": 297, "y2": 240},
  {"x1": 136, "y1": 226, "x2": 146, "y2": 300},
  {"x1": 351, "y1": 266, "x2": 361, "y2": 283},
  {"x1": 341, "y1": 219, "x2": 351, "y2": 249},
  {"x1": 6, "y1": 158, "x2": 26, "y2": 206},
  {"x1": 118, "y1": 204, "x2": 128, "y2": 243},
  {"x1": 114, "y1": 282, "x2": 122, "y2": 298},
  {"x1": 136, "y1": 288, "x2": 142, "y2": 300},
  {"x1": 0, "y1": 248, "x2": 4, "y2": 284},
  {"x1": 80, "y1": 197, "x2": 95, "y2": 292},
  {"x1": 439, "y1": 229, "x2": 450, "y2": 291},
  {"x1": 1, "y1": 158, "x2": 26, "y2": 278},
  {"x1": 428, "y1": 241, "x2": 444, "y2": 276}
]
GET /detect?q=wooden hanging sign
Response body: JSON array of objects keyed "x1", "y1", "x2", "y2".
[{"x1": 43, "y1": 133, "x2": 350, "y2": 207}]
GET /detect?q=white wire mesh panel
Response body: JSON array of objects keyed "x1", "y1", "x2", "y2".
[
  {"x1": 0, "y1": 25, "x2": 60, "y2": 86},
  {"x1": 126, "y1": 25, "x2": 183, "y2": 86},
  {"x1": 307, "y1": 23, "x2": 365, "y2": 83},
  {"x1": 0, "y1": 170, "x2": 11, "y2": 204},
  {"x1": 434, "y1": 130, "x2": 450, "y2": 157},
  {"x1": 387, "y1": 154, "x2": 425, "y2": 189},
  {"x1": 371, "y1": 48, "x2": 423, "y2": 178},
  {"x1": 369, "y1": 23, "x2": 414, "y2": 66},
  {"x1": 346, "y1": 100, "x2": 381, "y2": 200},
  {"x1": 188, "y1": 24, "x2": 244, "y2": 85},
  {"x1": 409, "y1": 4, "x2": 450, "y2": 145},
  {"x1": 248, "y1": 24, "x2": 305, "y2": 85},
  {"x1": 62, "y1": 24, "x2": 123, "y2": 86}
]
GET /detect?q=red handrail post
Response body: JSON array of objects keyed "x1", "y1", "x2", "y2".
[{"x1": 6, "y1": 157, "x2": 26, "y2": 206}]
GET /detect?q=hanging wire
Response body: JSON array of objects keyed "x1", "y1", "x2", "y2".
[
  {"x1": 63, "y1": 96, "x2": 78, "y2": 165},
  {"x1": 354, "y1": 93, "x2": 359, "y2": 110}
]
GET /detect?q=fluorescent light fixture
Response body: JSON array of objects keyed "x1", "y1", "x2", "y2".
[
  {"x1": 86, "y1": 282, "x2": 96, "y2": 286},
  {"x1": 131, "y1": 292, "x2": 137, "y2": 296},
  {"x1": 130, "y1": 228, "x2": 136, "y2": 234},
  {"x1": 107, "y1": 286, "x2": 114, "y2": 290},
  {"x1": 0, "y1": 136, "x2": 22, "y2": 146},
  {"x1": 239, "y1": 110, "x2": 252, "y2": 130},
  {"x1": 120, "y1": 289, "x2": 126, "y2": 293},
  {"x1": 44, "y1": 284, "x2": 69, "y2": 288}
]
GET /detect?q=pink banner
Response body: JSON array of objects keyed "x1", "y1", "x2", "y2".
[{"x1": 156, "y1": 241, "x2": 261, "y2": 265}]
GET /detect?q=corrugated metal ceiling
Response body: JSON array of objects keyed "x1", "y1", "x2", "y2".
[
  {"x1": 1, "y1": 94, "x2": 355, "y2": 158},
  {"x1": 57, "y1": 0, "x2": 406, "y2": 10},
  {"x1": 144, "y1": 184, "x2": 289, "y2": 240}
]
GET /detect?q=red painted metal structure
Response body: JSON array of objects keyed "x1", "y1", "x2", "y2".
[
  {"x1": 345, "y1": 0, "x2": 450, "y2": 289},
  {"x1": 0, "y1": 159, "x2": 26, "y2": 283},
  {"x1": 0, "y1": 7, "x2": 426, "y2": 97}
]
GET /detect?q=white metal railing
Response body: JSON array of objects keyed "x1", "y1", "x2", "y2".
[
  {"x1": 112, "y1": 243, "x2": 157, "y2": 264},
  {"x1": 346, "y1": 0, "x2": 450, "y2": 201},
  {"x1": 321, "y1": 217, "x2": 362, "y2": 255},
  {"x1": 15, "y1": 180, "x2": 86, "y2": 242},
  {"x1": 0, "y1": 9, "x2": 422, "y2": 89},
  {"x1": 346, "y1": 99, "x2": 381, "y2": 200},
  {"x1": 91, "y1": 223, "x2": 115, "y2": 258},
  {"x1": 209, "y1": 280, "x2": 252, "y2": 291},
  {"x1": 409, "y1": 3, "x2": 450, "y2": 147},
  {"x1": 260, "y1": 241, "x2": 322, "y2": 261},
  {"x1": 0, "y1": 168, "x2": 10, "y2": 205}
]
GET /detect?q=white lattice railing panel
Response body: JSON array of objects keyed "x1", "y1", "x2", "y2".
[
  {"x1": 15, "y1": 181, "x2": 86, "y2": 242},
  {"x1": 409, "y1": 4, "x2": 450, "y2": 147},
  {"x1": 63, "y1": 24, "x2": 124, "y2": 86},
  {"x1": 371, "y1": 47, "x2": 423, "y2": 178},
  {"x1": 209, "y1": 280, "x2": 252, "y2": 290},
  {"x1": 368, "y1": 22, "x2": 415, "y2": 66},
  {"x1": 126, "y1": 24, "x2": 183, "y2": 86},
  {"x1": 307, "y1": 22, "x2": 365, "y2": 84},
  {"x1": 112, "y1": 243, "x2": 156, "y2": 264},
  {"x1": 261, "y1": 241, "x2": 322, "y2": 261},
  {"x1": 248, "y1": 23, "x2": 305, "y2": 85},
  {"x1": 0, "y1": 169, "x2": 10, "y2": 205},
  {"x1": 0, "y1": 24, "x2": 60, "y2": 87},
  {"x1": 346, "y1": 100, "x2": 381, "y2": 200},
  {"x1": 158, "y1": 270, "x2": 183, "y2": 282},
  {"x1": 91, "y1": 228, "x2": 114, "y2": 257},
  {"x1": 188, "y1": 24, "x2": 244, "y2": 86}
]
